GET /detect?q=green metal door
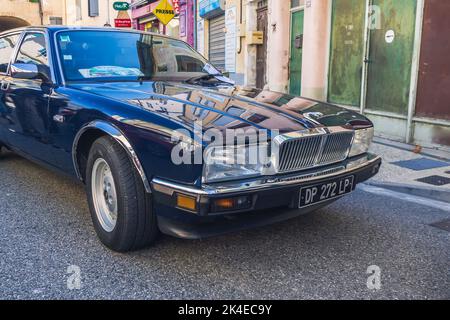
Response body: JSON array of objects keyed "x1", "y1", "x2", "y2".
[
  {"x1": 366, "y1": 0, "x2": 417, "y2": 114},
  {"x1": 328, "y1": 0, "x2": 366, "y2": 106},
  {"x1": 289, "y1": 10, "x2": 304, "y2": 96}
]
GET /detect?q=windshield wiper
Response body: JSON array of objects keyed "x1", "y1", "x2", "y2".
[{"x1": 185, "y1": 74, "x2": 226, "y2": 84}]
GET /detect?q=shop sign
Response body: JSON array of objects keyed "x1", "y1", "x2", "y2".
[
  {"x1": 115, "y1": 19, "x2": 132, "y2": 28},
  {"x1": 113, "y1": 2, "x2": 130, "y2": 11},
  {"x1": 199, "y1": 0, "x2": 225, "y2": 19},
  {"x1": 172, "y1": 0, "x2": 180, "y2": 15}
]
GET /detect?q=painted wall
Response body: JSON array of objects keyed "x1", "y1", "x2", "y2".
[
  {"x1": 65, "y1": 0, "x2": 132, "y2": 27},
  {"x1": 178, "y1": 0, "x2": 195, "y2": 46},
  {"x1": 266, "y1": 0, "x2": 290, "y2": 93},
  {"x1": 416, "y1": 0, "x2": 450, "y2": 122},
  {"x1": 300, "y1": 0, "x2": 331, "y2": 100}
]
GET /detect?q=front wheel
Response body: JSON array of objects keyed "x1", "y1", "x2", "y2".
[{"x1": 86, "y1": 136, "x2": 158, "y2": 252}]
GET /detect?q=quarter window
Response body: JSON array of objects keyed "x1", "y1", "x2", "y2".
[
  {"x1": 0, "y1": 34, "x2": 20, "y2": 74},
  {"x1": 15, "y1": 33, "x2": 48, "y2": 67}
]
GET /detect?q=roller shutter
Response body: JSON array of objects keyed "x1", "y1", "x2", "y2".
[{"x1": 208, "y1": 14, "x2": 226, "y2": 71}]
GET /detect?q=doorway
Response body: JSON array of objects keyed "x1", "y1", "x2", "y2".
[
  {"x1": 328, "y1": 0, "x2": 418, "y2": 117},
  {"x1": 256, "y1": 5, "x2": 268, "y2": 89},
  {"x1": 365, "y1": 0, "x2": 417, "y2": 115},
  {"x1": 0, "y1": 16, "x2": 30, "y2": 33},
  {"x1": 289, "y1": 9, "x2": 304, "y2": 95}
]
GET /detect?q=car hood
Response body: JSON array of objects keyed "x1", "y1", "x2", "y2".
[{"x1": 68, "y1": 81, "x2": 372, "y2": 134}]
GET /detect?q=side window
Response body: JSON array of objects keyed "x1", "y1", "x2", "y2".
[
  {"x1": 15, "y1": 33, "x2": 48, "y2": 67},
  {"x1": 0, "y1": 34, "x2": 19, "y2": 74}
]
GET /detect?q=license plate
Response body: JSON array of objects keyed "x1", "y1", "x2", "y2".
[{"x1": 299, "y1": 176, "x2": 355, "y2": 208}]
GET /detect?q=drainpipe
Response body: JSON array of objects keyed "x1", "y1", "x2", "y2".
[
  {"x1": 406, "y1": 0, "x2": 425, "y2": 144},
  {"x1": 107, "y1": 0, "x2": 112, "y2": 26},
  {"x1": 193, "y1": 0, "x2": 197, "y2": 49},
  {"x1": 38, "y1": 0, "x2": 44, "y2": 25},
  {"x1": 63, "y1": 0, "x2": 68, "y2": 25}
]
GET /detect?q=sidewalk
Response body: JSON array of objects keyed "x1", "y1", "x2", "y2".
[{"x1": 367, "y1": 138, "x2": 450, "y2": 203}]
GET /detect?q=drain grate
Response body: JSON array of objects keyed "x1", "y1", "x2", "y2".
[
  {"x1": 392, "y1": 158, "x2": 450, "y2": 171},
  {"x1": 430, "y1": 219, "x2": 450, "y2": 232},
  {"x1": 416, "y1": 175, "x2": 450, "y2": 186}
]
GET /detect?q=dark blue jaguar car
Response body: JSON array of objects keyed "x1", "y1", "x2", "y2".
[{"x1": 0, "y1": 27, "x2": 381, "y2": 252}]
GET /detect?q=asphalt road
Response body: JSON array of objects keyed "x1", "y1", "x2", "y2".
[{"x1": 0, "y1": 151, "x2": 449, "y2": 300}]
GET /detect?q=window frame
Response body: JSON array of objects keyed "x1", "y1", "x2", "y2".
[
  {"x1": 54, "y1": 29, "x2": 213, "y2": 85},
  {"x1": 11, "y1": 30, "x2": 56, "y2": 83},
  {"x1": 76, "y1": 0, "x2": 83, "y2": 21},
  {"x1": 0, "y1": 32, "x2": 22, "y2": 76}
]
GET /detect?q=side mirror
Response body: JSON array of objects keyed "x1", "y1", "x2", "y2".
[{"x1": 10, "y1": 63, "x2": 50, "y2": 82}]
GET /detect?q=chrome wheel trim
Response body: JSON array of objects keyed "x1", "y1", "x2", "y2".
[{"x1": 91, "y1": 158, "x2": 118, "y2": 233}]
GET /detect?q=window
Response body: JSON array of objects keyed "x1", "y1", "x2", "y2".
[
  {"x1": 56, "y1": 31, "x2": 215, "y2": 82},
  {"x1": 88, "y1": 0, "x2": 99, "y2": 17},
  {"x1": 15, "y1": 33, "x2": 48, "y2": 67},
  {"x1": 291, "y1": 0, "x2": 305, "y2": 8},
  {"x1": 49, "y1": 17, "x2": 63, "y2": 25},
  {"x1": 76, "y1": 0, "x2": 82, "y2": 21},
  {"x1": 0, "y1": 34, "x2": 20, "y2": 74}
]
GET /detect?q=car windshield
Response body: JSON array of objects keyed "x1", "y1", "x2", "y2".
[{"x1": 56, "y1": 30, "x2": 222, "y2": 82}]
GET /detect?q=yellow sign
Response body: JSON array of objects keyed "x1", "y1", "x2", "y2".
[{"x1": 153, "y1": 0, "x2": 175, "y2": 26}]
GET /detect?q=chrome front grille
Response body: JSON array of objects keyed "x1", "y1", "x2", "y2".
[{"x1": 277, "y1": 130, "x2": 354, "y2": 173}]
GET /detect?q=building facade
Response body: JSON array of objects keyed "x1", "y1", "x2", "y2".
[
  {"x1": 65, "y1": 0, "x2": 132, "y2": 28},
  {"x1": 194, "y1": 0, "x2": 449, "y2": 149},
  {"x1": 131, "y1": 0, "x2": 182, "y2": 39},
  {"x1": 0, "y1": 0, "x2": 132, "y2": 32},
  {"x1": 0, "y1": 0, "x2": 65, "y2": 32}
]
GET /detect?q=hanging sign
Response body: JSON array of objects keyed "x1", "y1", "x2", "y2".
[
  {"x1": 115, "y1": 10, "x2": 132, "y2": 28},
  {"x1": 153, "y1": 0, "x2": 175, "y2": 25},
  {"x1": 113, "y1": 2, "x2": 130, "y2": 11}
]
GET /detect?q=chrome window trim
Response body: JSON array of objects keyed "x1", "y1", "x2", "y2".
[
  {"x1": 8, "y1": 29, "x2": 57, "y2": 84},
  {"x1": 0, "y1": 32, "x2": 22, "y2": 76},
  {"x1": 53, "y1": 28, "x2": 198, "y2": 86}
]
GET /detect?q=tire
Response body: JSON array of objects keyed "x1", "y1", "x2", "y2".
[{"x1": 86, "y1": 136, "x2": 158, "y2": 252}]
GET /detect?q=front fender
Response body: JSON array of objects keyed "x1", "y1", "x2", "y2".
[{"x1": 73, "y1": 120, "x2": 151, "y2": 193}]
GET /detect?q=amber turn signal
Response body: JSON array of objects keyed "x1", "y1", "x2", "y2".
[
  {"x1": 212, "y1": 196, "x2": 253, "y2": 213},
  {"x1": 176, "y1": 194, "x2": 197, "y2": 211}
]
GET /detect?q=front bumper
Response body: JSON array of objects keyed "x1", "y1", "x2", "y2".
[{"x1": 152, "y1": 153, "x2": 381, "y2": 239}]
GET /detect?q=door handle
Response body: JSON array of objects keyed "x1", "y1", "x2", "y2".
[{"x1": 0, "y1": 80, "x2": 10, "y2": 91}]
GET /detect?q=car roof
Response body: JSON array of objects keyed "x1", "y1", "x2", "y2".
[{"x1": 0, "y1": 26, "x2": 168, "y2": 38}]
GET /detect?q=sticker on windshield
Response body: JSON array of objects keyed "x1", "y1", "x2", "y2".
[
  {"x1": 60, "y1": 35, "x2": 71, "y2": 42},
  {"x1": 78, "y1": 66, "x2": 143, "y2": 79}
]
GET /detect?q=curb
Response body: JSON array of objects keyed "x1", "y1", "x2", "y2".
[{"x1": 364, "y1": 181, "x2": 450, "y2": 204}]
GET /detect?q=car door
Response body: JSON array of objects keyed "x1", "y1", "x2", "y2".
[
  {"x1": 1, "y1": 32, "x2": 53, "y2": 161},
  {"x1": 0, "y1": 32, "x2": 21, "y2": 144}
]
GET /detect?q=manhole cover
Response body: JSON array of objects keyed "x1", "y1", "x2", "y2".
[
  {"x1": 430, "y1": 219, "x2": 450, "y2": 232},
  {"x1": 416, "y1": 175, "x2": 450, "y2": 186}
]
